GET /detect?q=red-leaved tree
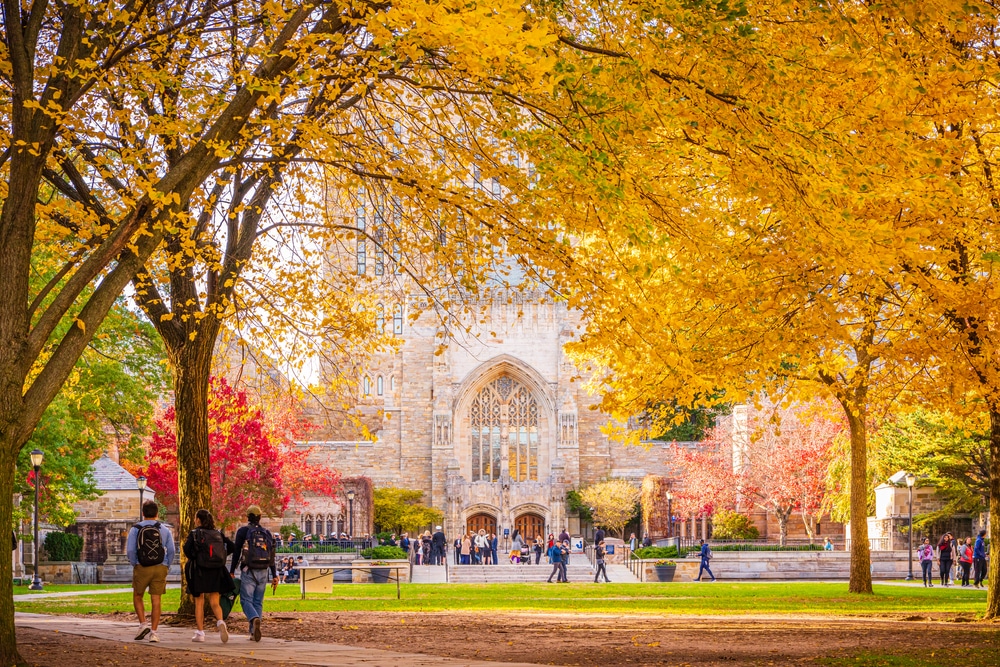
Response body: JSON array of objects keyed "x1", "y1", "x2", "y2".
[
  {"x1": 673, "y1": 402, "x2": 842, "y2": 545},
  {"x1": 144, "y1": 377, "x2": 339, "y2": 531}
]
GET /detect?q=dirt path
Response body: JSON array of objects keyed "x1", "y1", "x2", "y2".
[{"x1": 75, "y1": 609, "x2": 1000, "y2": 666}]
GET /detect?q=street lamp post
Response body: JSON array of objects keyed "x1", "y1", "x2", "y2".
[
  {"x1": 136, "y1": 475, "x2": 147, "y2": 520},
  {"x1": 905, "y1": 472, "x2": 917, "y2": 581},
  {"x1": 666, "y1": 491, "x2": 674, "y2": 539},
  {"x1": 347, "y1": 489, "x2": 355, "y2": 538},
  {"x1": 29, "y1": 449, "x2": 44, "y2": 591}
]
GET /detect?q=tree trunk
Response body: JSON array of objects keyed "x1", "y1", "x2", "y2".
[
  {"x1": 985, "y1": 406, "x2": 1000, "y2": 620},
  {"x1": 844, "y1": 407, "x2": 873, "y2": 594},
  {"x1": 170, "y1": 344, "x2": 215, "y2": 618},
  {"x1": 777, "y1": 510, "x2": 790, "y2": 547},
  {"x1": 0, "y1": 442, "x2": 25, "y2": 665},
  {"x1": 802, "y1": 512, "x2": 816, "y2": 546}
]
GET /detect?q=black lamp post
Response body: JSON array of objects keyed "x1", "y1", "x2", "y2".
[
  {"x1": 28, "y1": 449, "x2": 44, "y2": 591},
  {"x1": 136, "y1": 475, "x2": 147, "y2": 520},
  {"x1": 905, "y1": 472, "x2": 917, "y2": 581},
  {"x1": 347, "y1": 489, "x2": 355, "y2": 538},
  {"x1": 666, "y1": 491, "x2": 674, "y2": 539}
]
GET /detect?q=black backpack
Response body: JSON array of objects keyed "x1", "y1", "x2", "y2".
[
  {"x1": 135, "y1": 522, "x2": 166, "y2": 567},
  {"x1": 242, "y1": 523, "x2": 273, "y2": 570},
  {"x1": 195, "y1": 528, "x2": 227, "y2": 569}
]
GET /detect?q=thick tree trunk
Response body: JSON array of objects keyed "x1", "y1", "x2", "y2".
[
  {"x1": 171, "y1": 345, "x2": 215, "y2": 618},
  {"x1": 0, "y1": 441, "x2": 25, "y2": 665},
  {"x1": 844, "y1": 408, "x2": 873, "y2": 594},
  {"x1": 985, "y1": 406, "x2": 1000, "y2": 620}
]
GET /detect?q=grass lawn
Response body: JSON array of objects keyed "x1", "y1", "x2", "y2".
[
  {"x1": 12, "y1": 581, "x2": 989, "y2": 617},
  {"x1": 819, "y1": 648, "x2": 999, "y2": 667}
]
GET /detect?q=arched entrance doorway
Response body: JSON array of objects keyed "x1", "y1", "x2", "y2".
[
  {"x1": 466, "y1": 513, "x2": 497, "y2": 536},
  {"x1": 514, "y1": 513, "x2": 545, "y2": 542}
]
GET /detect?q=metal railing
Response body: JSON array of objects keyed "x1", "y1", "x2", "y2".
[
  {"x1": 676, "y1": 537, "x2": 837, "y2": 552},
  {"x1": 276, "y1": 538, "x2": 375, "y2": 557},
  {"x1": 623, "y1": 547, "x2": 645, "y2": 582},
  {"x1": 845, "y1": 537, "x2": 891, "y2": 552}
]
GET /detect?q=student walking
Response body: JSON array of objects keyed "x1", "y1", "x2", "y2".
[
  {"x1": 694, "y1": 539, "x2": 716, "y2": 582},
  {"x1": 974, "y1": 530, "x2": 987, "y2": 588},
  {"x1": 917, "y1": 538, "x2": 934, "y2": 587},
  {"x1": 183, "y1": 509, "x2": 236, "y2": 643},
  {"x1": 230, "y1": 504, "x2": 277, "y2": 642},
  {"x1": 546, "y1": 540, "x2": 564, "y2": 583},
  {"x1": 937, "y1": 533, "x2": 954, "y2": 587},
  {"x1": 594, "y1": 541, "x2": 611, "y2": 583},
  {"x1": 127, "y1": 500, "x2": 175, "y2": 643}
]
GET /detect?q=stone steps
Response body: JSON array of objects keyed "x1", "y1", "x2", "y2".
[{"x1": 447, "y1": 564, "x2": 598, "y2": 584}]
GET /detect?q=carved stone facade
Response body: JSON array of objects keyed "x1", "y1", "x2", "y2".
[{"x1": 299, "y1": 291, "x2": 695, "y2": 539}]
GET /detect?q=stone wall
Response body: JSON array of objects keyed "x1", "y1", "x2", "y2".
[
  {"x1": 636, "y1": 551, "x2": 916, "y2": 581},
  {"x1": 74, "y1": 490, "x2": 143, "y2": 521},
  {"x1": 35, "y1": 562, "x2": 99, "y2": 585}
]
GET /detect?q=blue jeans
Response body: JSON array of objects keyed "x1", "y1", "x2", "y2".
[
  {"x1": 697, "y1": 560, "x2": 715, "y2": 581},
  {"x1": 921, "y1": 560, "x2": 933, "y2": 585},
  {"x1": 461, "y1": 554, "x2": 470, "y2": 565},
  {"x1": 240, "y1": 568, "x2": 270, "y2": 622}
]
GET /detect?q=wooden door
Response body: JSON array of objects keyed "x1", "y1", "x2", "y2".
[
  {"x1": 514, "y1": 513, "x2": 545, "y2": 542},
  {"x1": 466, "y1": 513, "x2": 497, "y2": 536}
]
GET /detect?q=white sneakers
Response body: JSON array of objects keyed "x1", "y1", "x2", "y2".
[
  {"x1": 192, "y1": 630, "x2": 206, "y2": 642},
  {"x1": 134, "y1": 624, "x2": 151, "y2": 641},
  {"x1": 217, "y1": 620, "x2": 229, "y2": 643},
  {"x1": 148, "y1": 631, "x2": 159, "y2": 643}
]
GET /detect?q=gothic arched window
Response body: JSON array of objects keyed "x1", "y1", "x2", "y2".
[{"x1": 469, "y1": 375, "x2": 539, "y2": 482}]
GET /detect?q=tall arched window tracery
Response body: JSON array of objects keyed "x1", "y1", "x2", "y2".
[{"x1": 469, "y1": 375, "x2": 538, "y2": 482}]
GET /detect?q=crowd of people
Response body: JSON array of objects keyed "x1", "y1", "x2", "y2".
[{"x1": 917, "y1": 531, "x2": 989, "y2": 588}]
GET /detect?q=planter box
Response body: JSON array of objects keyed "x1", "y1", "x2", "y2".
[
  {"x1": 651, "y1": 565, "x2": 676, "y2": 582},
  {"x1": 370, "y1": 567, "x2": 391, "y2": 583}
]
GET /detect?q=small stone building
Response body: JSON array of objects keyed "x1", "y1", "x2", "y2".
[{"x1": 68, "y1": 454, "x2": 157, "y2": 565}]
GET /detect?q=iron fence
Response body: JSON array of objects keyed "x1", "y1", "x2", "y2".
[{"x1": 276, "y1": 538, "x2": 374, "y2": 557}]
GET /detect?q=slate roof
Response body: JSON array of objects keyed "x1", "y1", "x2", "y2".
[{"x1": 90, "y1": 453, "x2": 154, "y2": 492}]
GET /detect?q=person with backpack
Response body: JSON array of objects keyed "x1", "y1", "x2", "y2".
[
  {"x1": 695, "y1": 539, "x2": 716, "y2": 582},
  {"x1": 230, "y1": 504, "x2": 277, "y2": 642},
  {"x1": 127, "y1": 500, "x2": 175, "y2": 643},
  {"x1": 183, "y1": 509, "x2": 236, "y2": 643}
]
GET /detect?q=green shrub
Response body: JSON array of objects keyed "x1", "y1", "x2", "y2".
[
  {"x1": 361, "y1": 545, "x2": 408, "y2": 560},
  {"x1": 711, "y1": 510, "x2": 760, "y2": 540},
  {"x1": 43, "y1": 531, "x2": 83, "y2": 562},
  {"x1": 710, "y1": 544, "x2": 824, "y2": 552},
  {"x1": 631, "y1": 546, "x2": 689, "y2": 559}
]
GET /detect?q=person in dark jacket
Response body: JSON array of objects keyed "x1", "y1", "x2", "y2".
[
  {"x1": 974, "y1": 530, "x2": 988, "y2": 589},
  {"x1": 431, "y1": 526, "x2": 447, "y2": 565},
  {"x1": 594, "y1": 541, "x2": 611, "y2": 583},
  {"x1": 490, "y1": 533, "x2": 499, "y2": 566},
  {"x1": 229, "y1": 504, "x2": 277, "y2": 642},
  {"x1": 546, "y1": 541, "x2": 563, "y2": 583},
  {"x1": 594, "y1": 527, "x2": 606, "y2": 546},
  {"x1": 183, "y1": 509, "x2": 236, "y2": 643},
  {"x1": 694, "y1": 539, "x2": 716, "y2": 582},
  {"x1": 938, "y1": 533, "x2": 954, "y2": 587}
]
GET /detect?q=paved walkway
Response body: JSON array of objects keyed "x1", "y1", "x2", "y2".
[
  {"x1": 13, "y1": 587, "x2": 133, "y2": 601},
  {"x1": 15, "y1": 613, "x2": 543, "y2": 667}
]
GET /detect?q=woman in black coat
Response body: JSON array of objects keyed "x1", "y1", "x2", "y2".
[{"x1": 183, "y1": 509, "x2": 236, "y2": 642}]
